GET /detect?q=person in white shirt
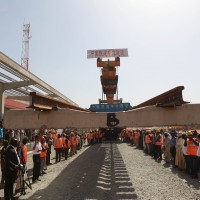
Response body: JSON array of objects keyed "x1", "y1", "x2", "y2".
[{"x1": 32, "y1": 135, "x2": 42, "y2": 183}]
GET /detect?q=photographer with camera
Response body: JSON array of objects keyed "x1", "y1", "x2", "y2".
[
  {"x1": 4, "y1": 137, "x2": 22, "y2": 200},
  {"x1": 13, "y1": 137, "x2": 29, "y2": 194}
]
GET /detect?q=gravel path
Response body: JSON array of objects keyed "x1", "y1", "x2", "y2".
[
  {"x1": 120, "y1": 142, "x2": 200, "y2": 200},
  {"x1": 1, "y1": 142, "x2": 200, "y2": 200}
]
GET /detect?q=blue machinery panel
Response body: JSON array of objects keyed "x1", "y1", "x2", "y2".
[{"x1": 89, "y1": 103, "x2": 132, "y2": 112}]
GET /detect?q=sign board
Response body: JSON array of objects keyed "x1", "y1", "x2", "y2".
[
  {"x1": 89, "y1": 103, "x2": 132, "y2": 112},
  {"x1": 87, "y1": 48, "x2": 128, "y2": 59}
]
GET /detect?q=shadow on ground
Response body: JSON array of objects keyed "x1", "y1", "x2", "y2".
[
  {"x1": 20, "y1": 142, "x2": 138, "y2": 200},
  {"x1": 157, "y1": 155, "x2": 200, "y2": 189},
  {"x1": 170, "y1": 166, "x2": 200, "y2": 189}
]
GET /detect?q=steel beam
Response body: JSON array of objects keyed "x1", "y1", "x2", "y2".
[
  {"x1": 132, "y1": 86, "x2": 189, "y2": 109},
  {"x1": 3, "y1": 104, "x2": 200, "y2": 129},
  {"x1": 28, "y1": 92, "x2": 89, "y2": 112}
]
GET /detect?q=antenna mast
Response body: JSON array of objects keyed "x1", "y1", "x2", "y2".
[{"x1": 21, "y1": 23, "x2": 31, "y2": 70}]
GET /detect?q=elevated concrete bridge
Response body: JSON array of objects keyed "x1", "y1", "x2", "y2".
[
  {"x1": 1, "y1": 51, "x2": 200, "y2": 130},
  {"x1": 4, "y1": 104, "x2": 200, "y2": 129}
]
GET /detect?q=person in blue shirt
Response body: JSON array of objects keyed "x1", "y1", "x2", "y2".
[{"x1": 170, "y1": 130, "x2": 177, "y2": 167}]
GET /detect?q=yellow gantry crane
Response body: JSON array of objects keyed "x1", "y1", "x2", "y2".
[
  {"x1": 87, "y1": 49, "x2": 131, "y2": 112},
  {"x1": 98, "y1": 57, "x2": 120, "y2": 104},
  {"x1": 87, "y1": 48, "x2": 128, "y2": 109}
]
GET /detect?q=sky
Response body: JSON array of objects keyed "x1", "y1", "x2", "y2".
[{"x1": 0, "y1": 0, "x2": 200, "y2": 109}]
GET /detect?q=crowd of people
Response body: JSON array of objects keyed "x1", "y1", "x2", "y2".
[
  {"x1": 2, "y1": 126, "x2": 200, "y2": 199},
  {"x1": 86, "y1": 130, "x2": 104, "y2": 145},
  {"x1": 120, "y1": 128, "x2": 200, "y2": 179},
  {"x1": 0, "y1": 128, "x2": 101, "y2": 200}
]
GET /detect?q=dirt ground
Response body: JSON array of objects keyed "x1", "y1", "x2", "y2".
[{"x1": 0, "y1": 141, "x2": 200, "y2": 200}]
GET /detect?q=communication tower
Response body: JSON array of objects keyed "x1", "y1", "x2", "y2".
[{"x1": 21, "y1": 23, "x2": 31, "y2": 70}]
